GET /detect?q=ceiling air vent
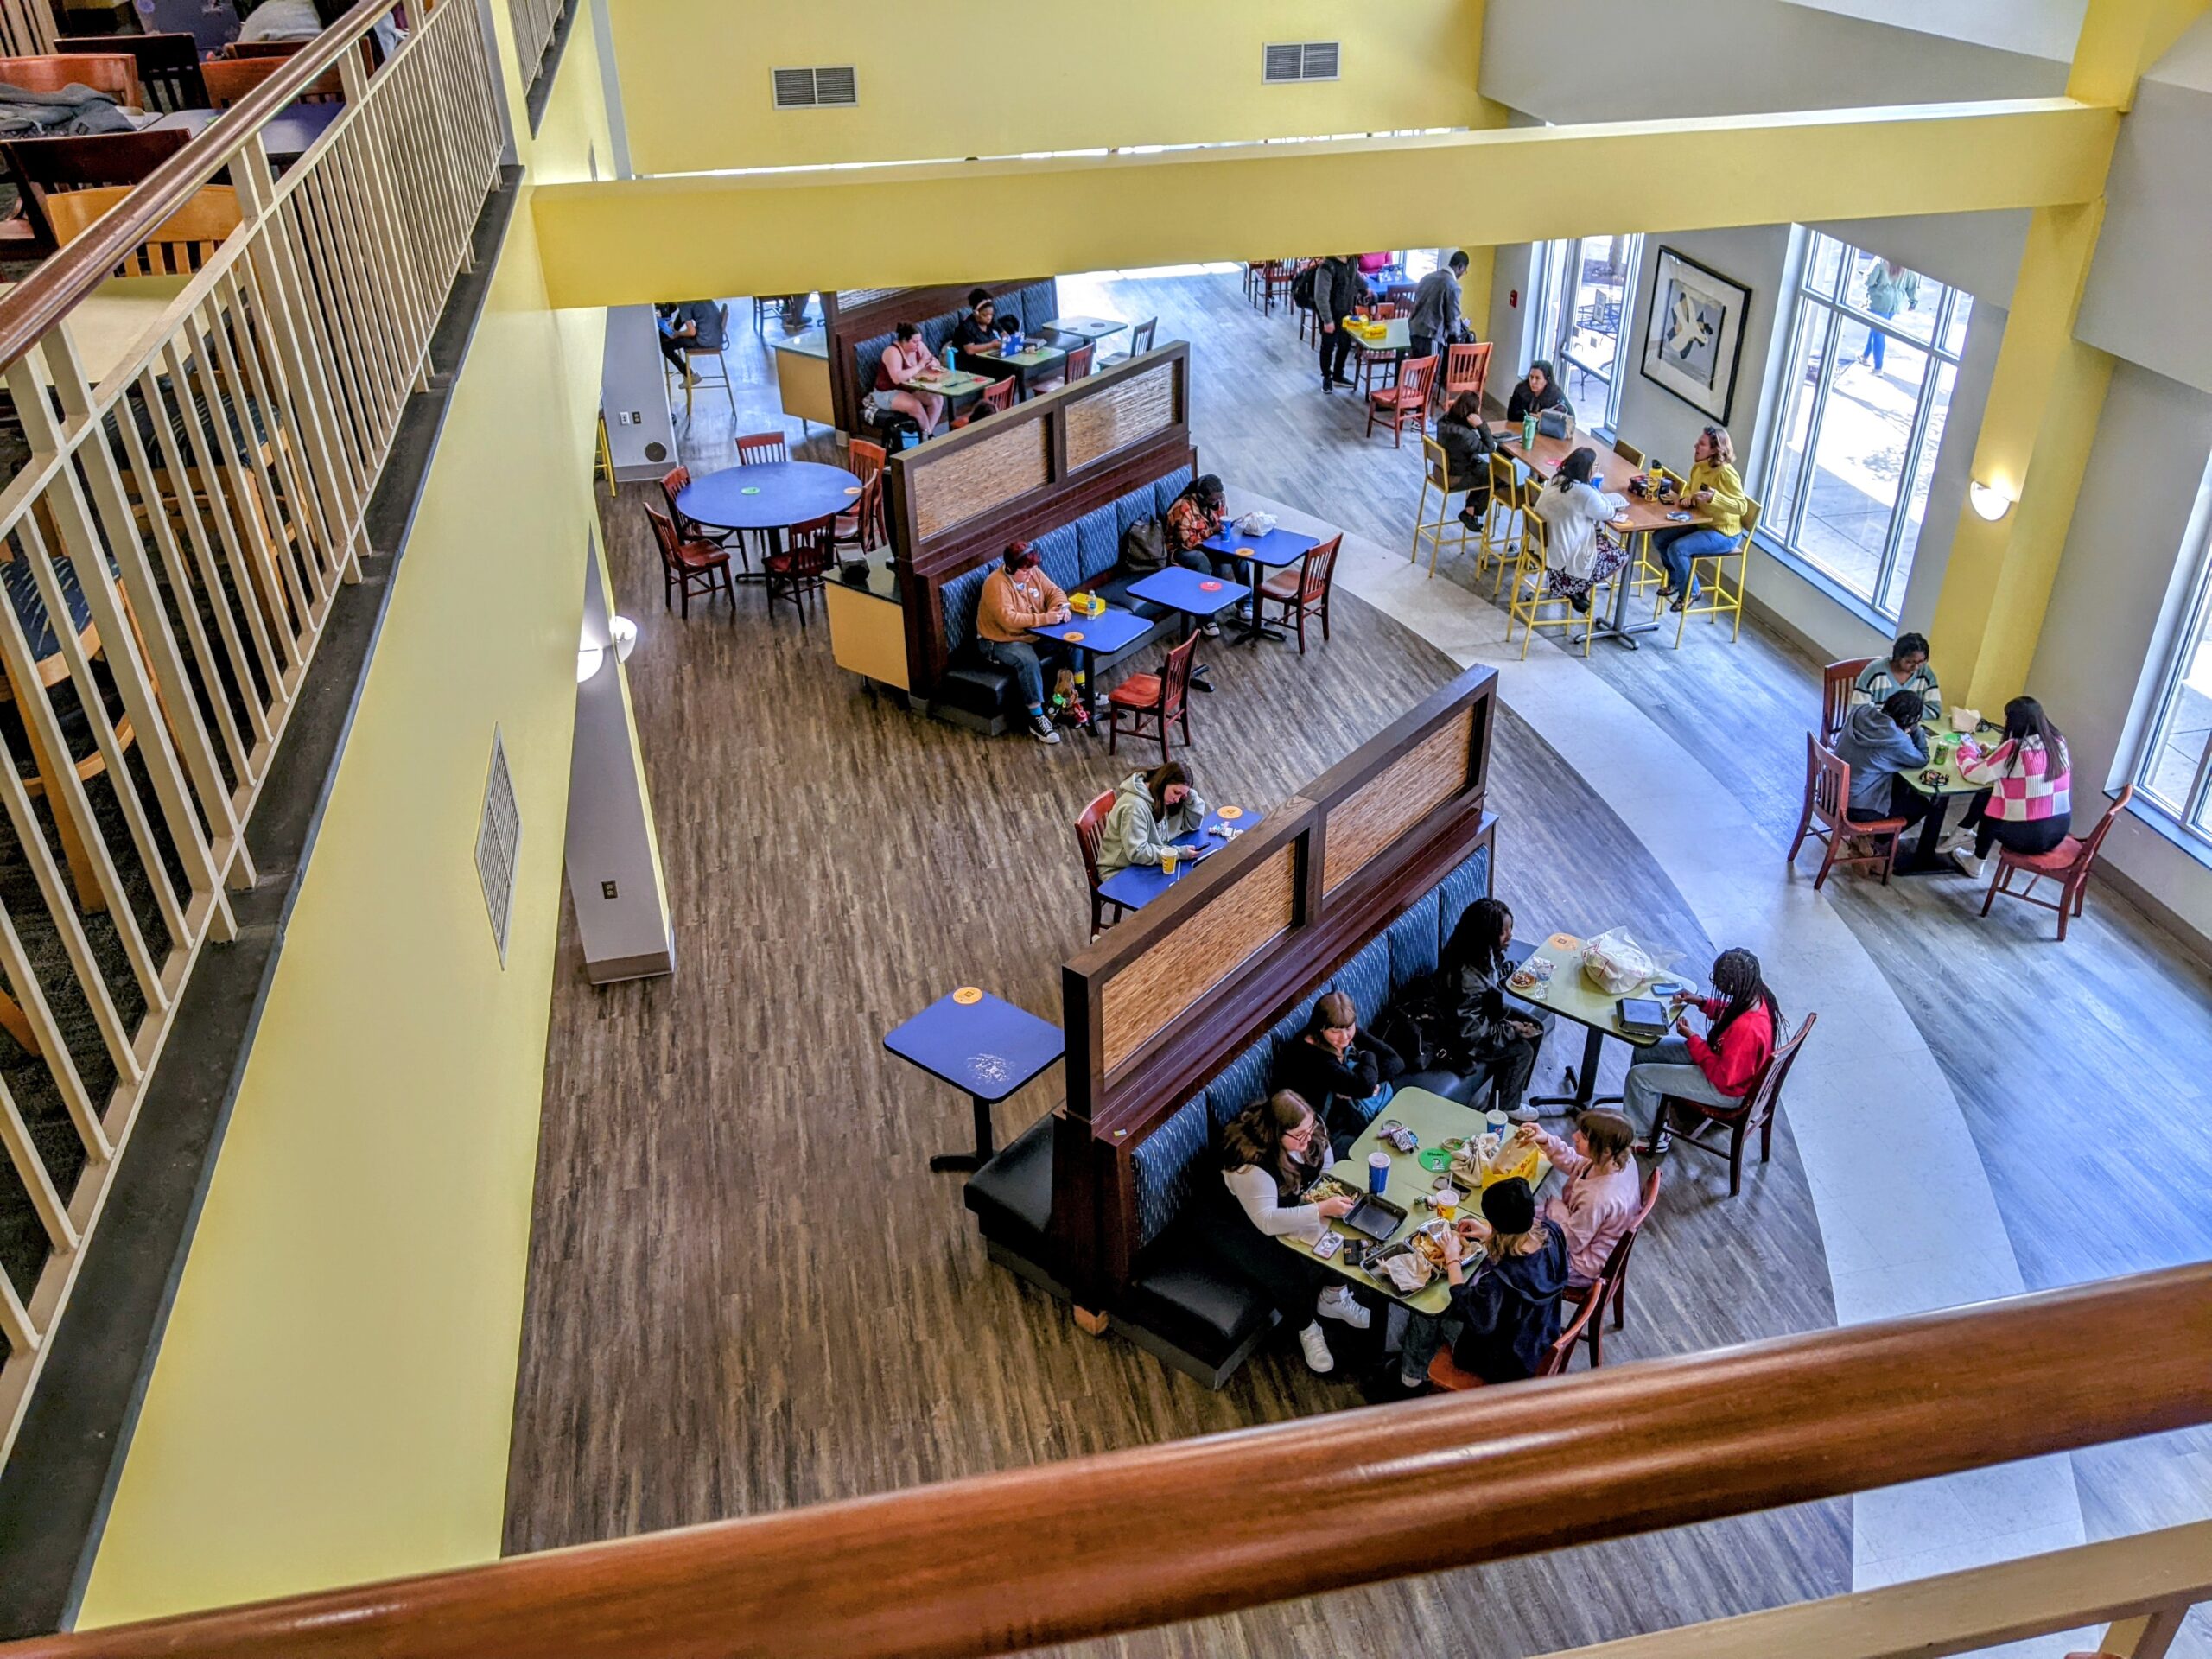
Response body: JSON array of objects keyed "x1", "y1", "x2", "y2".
[
  {"x1": 476, "y1": 728, "x2": 521, "y2": 966},
  {"x1": 772, "y1": 66, "x2": 858, "y2": 109},
  {"x1": 1264, "y1": 41, "x2": 1340, "y2": 83}
]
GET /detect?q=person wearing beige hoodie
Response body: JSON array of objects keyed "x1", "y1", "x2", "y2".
[{"x1": 975, "y1": 540, "x2": 1071, "y2": 744}]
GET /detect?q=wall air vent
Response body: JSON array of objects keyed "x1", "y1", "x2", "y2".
[
  {"x1": 1263, "y1": 41, "x2": 1340, "y2": 83},
  {"x1": 772, "y1": 66, "x2": 858, "y2": 109},
  {"x1": 476, "y1": 728, "x2": 521, "y2": 965}
]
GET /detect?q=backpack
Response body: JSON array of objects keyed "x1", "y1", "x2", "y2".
[
  {"x1": 1291, "y1": 264, "x2": 1318, "y2": 313},
  {"x1": 1119, "y1": 517, "x2": 1173, "y2": 576}
]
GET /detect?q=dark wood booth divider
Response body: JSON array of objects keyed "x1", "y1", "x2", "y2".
[
  {"x1": 885, "y1": 344, "x2": 1192, "y2": 698},
  {"x1": 821, "y1": 280, "x2": 1049, "y2": 435},
  {"x1": 1049, "y1": 666, "x2": 1498, "y2": 1302}
]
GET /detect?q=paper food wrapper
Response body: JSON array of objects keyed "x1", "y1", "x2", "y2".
[
  {"x1": 1380, "y1": 1252, "x2": 1433, "y2": 1293},
  {"x1": 1950, "y1": 706, "x2": 1981, "y2": 733},
  {"x1": 1483, "y1": 1146, "x2": 1541, "y2": 1190}
]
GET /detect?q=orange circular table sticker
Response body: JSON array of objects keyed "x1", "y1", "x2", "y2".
[
  {"x1": 1061, "y1": 630, "x2": 1084, "y2": 641},
  {"x1": 1233, "y1": 546, "x2": 1255, "y2": 556},
  {"x1": 1199, "y1": 580, "x2": 1224, "y2": 591},
  {"x1": 952, "y1": 987, "x2": 983, "y2": 1006},
  {"x1": 1217, "y1": 805, "x2": 1243, "y2": 820},
  {"x1": 843, "y1": 486, "x2": 863, "y2": 496}
]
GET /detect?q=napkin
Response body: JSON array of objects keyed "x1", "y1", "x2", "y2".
[{"x1": 1380, "y1": 1252, "x2": 1432, "y2": 1293}]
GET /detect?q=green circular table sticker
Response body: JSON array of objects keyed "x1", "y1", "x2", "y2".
[{"x1": 740, "y1": 486, "x2": 761, "y2": 495}]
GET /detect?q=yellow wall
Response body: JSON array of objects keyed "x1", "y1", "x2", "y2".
[
  {"x1": 73, "y1": 8, "x2": 613, "y2": 1626},
  {"x1": 607, "y1": 0, "x2": 1489, "y2": 175}
]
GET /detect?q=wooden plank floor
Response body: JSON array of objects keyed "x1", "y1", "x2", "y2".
[{"x1": 508, "y1": 321, "x2": 1853, "y2": 1652}]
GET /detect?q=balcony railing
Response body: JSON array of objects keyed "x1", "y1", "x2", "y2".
[
  {"x1": 0, "y1": 0, "x2": 500, "y2": 1468},
  {"x1": 505, "y1": 0, "x2": 562, "y2": 92},
  {"x1": 0, "y1": 1263, "x2": 2202, "y2": 1659}
]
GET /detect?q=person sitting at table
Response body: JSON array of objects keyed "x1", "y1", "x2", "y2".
[
  {"x1": 1166, "y1": 473, "x2": 1243, "y2": 588},
  {"x1": 1274, "y1": 991, "x2": 1405, "y2": 1158},
  {"x1": 1095, "y1": 760, "x2": 1211, "y2": 879},
  {"x1": 1529, "y1": 447, "x2": 1628, "y2": 614},
  {"x1": 1623, "y1": 948, "x2": 1780, "y2": 1157},
  {"x1": 946, "y1": 289, "x2": 999, "y2": 353},
  {"x1": 1505, "y1": 359, "x2": 1573, "y2": 426},
  {"x1": 1511, "y1": 1110, "x2": 1640, "y2": 1288},
  {"x1": 975, "y1": 540, "x2": 1073, "y2": 745},
  {"x1": 1439, "y1": 897, "x2": 1549, "y2": 1123},
  {"x1": 1395, "y1": 1176, "x2": 1568, "y2": 1391},
  {"x1": 656, "y1": 301, "x2": 722, "y2": 380},
  {"x1": 1853, "y1": 632, "x2": 1942, "y2": 722},
  {"x1": 1213, "y1": 1090, "x2": 1370, "y2": 1376},
  {"x1": 1651, "y1": 425, "x2": 1751, "y2": 609},
  {"x1": 1945, "y1": 695, "x2": 2073, "y2": 880},
  {"x1": 1436, "y1": 391, "x2": 1497, "y2": 531},
  {"x1": 992, "y1": 313, "x2": 1026, "y2": 353},
  {"x1": 874, "y1": 322, "x2": 947, "y2": 439},
  {"x1": 1836, "y1": 689, "x2": 1933, "y2": 832}
]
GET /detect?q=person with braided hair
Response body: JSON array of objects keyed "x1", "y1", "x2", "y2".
[{"x1": 1622, "y1": 948, "x2": 1781, "y2": 1156}]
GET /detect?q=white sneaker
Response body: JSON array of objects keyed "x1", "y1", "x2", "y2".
[
  {"x1": 1948, "y1": 846, "x2": 1984, "y2": 879},
  {"x1": 1316, "y1": 1285, "x2": 1370, "y2": 1330},
  {"x1": 1028, "y1": 715, "x2": 1061, "y2": 745},
  {"x1": 1297, "y1": 1322, "x2": 1335, "y2": 1373},
  {"x1": 1507, "y1": 1104, "x2": 1539, "y2": 1123}
]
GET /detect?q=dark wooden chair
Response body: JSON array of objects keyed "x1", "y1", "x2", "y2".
[
  {"x1": 645, "y1": 504, "x2": 734, "y2": 620},
  {"x1": 55, "y1": 32, "x2": 209, "y2": 111},
  {"x1": 205, "y1": 54, "x2": 344, "y2": 106},
  {"x1": 1031, "y1": 341, "x2": 1093, "y2": 393},
  {"x1": 1107, "y1": 632, "x2": 1198, "y2": 762},
  {"x1": 1822, "y1": 656, "x2": 1875, "y2": 745},
  {"x1": 1658, "y1": 1013, "x2": 1817, "y2": 1197},
  {"x1": 1075, "y1": 787, "x2": 1126, "y2": 939},
  {"x1": 1257, "y1": 532, "x2": 1341, "y2": 655},
  {"x1": 951, "y1": 377, "x2": 1015, "y2": 429},
  {"x1": 1425, "y1": 1281, "x2": 1601, "y2": 1390},
  {"x1": 0, "y1": 52, "x2": 141, "y2": 106},
  {"x1": 763, "y1": 512, "x2": 836, "y2": 630},
  {"x1": 1367, "y1": 354, "x2": 1438, "y2": 448},
  {"x1": 1788, "y1": 732, "x2": 1906, "y2": 889},
  {"x1": 1101, "y1": 316, "x2": 1156, "y2": 368},
  {"x1": 2, "y1": 127, "x2": 189, "y2": 260},
  {"x1": 1559, "y1": 1164, "x2": 1659, "y2": 1368},
  {"x1": 1979, "y1": 784, "x2": 2133, "y2": 942}
]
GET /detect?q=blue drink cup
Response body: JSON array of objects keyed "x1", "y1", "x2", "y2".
[{"x1": 1367, "y1": 1150, "x2": 1391, "y2": 1196}]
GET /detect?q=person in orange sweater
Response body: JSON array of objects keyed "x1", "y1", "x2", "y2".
[
  {"x1": 1621, "y1": 948, "x2": 1781, "y2": 1155},
  {"x1": 976, "y1": 540, "x2": 1073, "y2": 745}
]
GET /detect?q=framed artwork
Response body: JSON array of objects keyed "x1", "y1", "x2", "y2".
[{"x1": 1640, "y1": 247, "x2": 1751, "y2": 423}]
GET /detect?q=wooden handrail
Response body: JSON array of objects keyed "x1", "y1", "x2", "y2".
[
  {"x1": 0, "y1": 0, "x2": 400, "y2": 372},
  {"x1": 7, "y1": 1262, "x2": 2208, "y2": 1659}
]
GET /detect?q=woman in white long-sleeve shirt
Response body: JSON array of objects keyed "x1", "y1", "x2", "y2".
[
  {"x1": 1530, "y1": 446, "x2": 1629, "y2": 614},
  {"x1": 1212, "y1": 1091, "x2": 1370, "y2": 1375}
]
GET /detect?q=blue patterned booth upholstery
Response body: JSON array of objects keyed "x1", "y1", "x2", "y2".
[
  {"x1": 931, "y1": 463, "x2": 1193, "y2": 731},
  {"x1": 852, "y1": 280, "x2": 1060, "y2": 443},
  {"x1": 969, "y1": 842, "x2": 1495, "y2": 1387}
]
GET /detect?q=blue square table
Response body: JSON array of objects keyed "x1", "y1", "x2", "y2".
[
  {"x1": 1201, "y1": 526, "x2": 1317, "y2": 645},
  {"x1": 884, "y1": 990, "x2": 1064, "y2": 1173},
  {"x1": 1125, "y1": 568, "x2": 1249, "y2": 645},
  {"x1": 1097, "y1": 806, "x2": 1268, "y2": 912},
  {"x1": 1029, "y1": 605, "x2": 1154, "y2": 718}
]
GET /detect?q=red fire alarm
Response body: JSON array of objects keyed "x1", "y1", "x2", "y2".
[{"x1": 1509, "y1": 289, "x2": 1520, "y2": 308}]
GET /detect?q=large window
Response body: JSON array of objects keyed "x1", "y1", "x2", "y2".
[
  {"x1": 1534, "y1": 234, "x2": 1642, "y2": 432},
  {"x1": 1759, "y1": 232, "x2": 1973, "y2": 620},
  {"x1": 2133, "y1": 511, "x2": 2212, "y2": 845}
]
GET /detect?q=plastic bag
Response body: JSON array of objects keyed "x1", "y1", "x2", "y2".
[
  {"x1": 1580, "y1": 927, "x2": 1663, "y2": 995},
  {"x1": 1233, "y1": 510, "x2": 1277, "y2": 537}
]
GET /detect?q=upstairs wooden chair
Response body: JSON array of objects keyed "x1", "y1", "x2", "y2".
[
  {"x1": 1075, "y1": 788, "x2": 1127, "y2": 939},
  {"x1": 1426, "y1": 1284, "x2": 1601, "y2": 1390},
  {"x1": 1656, "y1": 1014, "x2": 1817, "y2": 1197},
  {"x1": 1787, "y1": 733, "x2": 1905, "y2": 889},
  {"x1": 1101, "y1": 317, "x2": 1156, "y2": 368},
  {"x1": 1258, "y1": 532, "x2": 1340, "y2": 654},
  {"x1": 0, "y1": 53, "x2": 142, "y2": 107},
  {"x1": 1560, "y1": 1164, "x2": 1659, "y2": 1368},
  {"x1": 950, "y1": 377, "x2": 1014, "y2": 429},
  {"x1": 1412, "y1": 435, "x2": 1474, "y2": 576},
  {"x1": 1382, "y1": 282, "x2": 1419, "y2": 315},
  {"x1": 1366, "y1": 353, "x2": 1437, "y2": 448},
  {"x1": 834, "y1": 439, "x2": 887, "y2": 554},
  {"x1": 1436, "y1": 340, "x2": 1491, "y2": 420},
  {"x1": 1107, "y1": 632, "x2": 1198, "y2": 762},
  {"x1": 657, "y1": 464, "x2": 744, "y2": 566},
  {"x1": 645, "y1": 505, "x2": 734, "y2": 620},
  {"x1": 55, "y1": 33, "x2": 207, "y2": 112},
  {"x1": 733, "y1": 430, "x2": 788, "y2": 467},
  {"x1": 762, "y1": 512, "x2": 836, "y2": 630},
  {"x1": 1979, "y1": 784, "x2": 2133, "y2": 941},
  {"x1": 204, "y1": 54, "x2": 344, "y2": 106},
  {"x1": 1031, "y1": 341, "x2": 1092, "y2": 392},
  {"x1": 2, "y1": 127, "x2": 190, "y2": 260},
  {"x1": 45, "y1": 183, "x2": 241, "y2": 276},
  {"x1": 1660, "y1": 498, "x2": 1761, "y2": 646},
  {"x1": 1821, "y1": 656, "x2": 1875, "y2": 745}
]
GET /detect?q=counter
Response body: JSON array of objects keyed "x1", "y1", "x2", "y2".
[
  {"x1": 772, "y1": 330, "x2": 834, "y2": 429},
  {"x1": 824, "y1": 558, "x2": 909, "y2": 692}
]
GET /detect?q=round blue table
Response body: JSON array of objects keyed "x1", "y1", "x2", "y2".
[{"x1": 674, "y1": 461, "x2": 861, "y2": 532}]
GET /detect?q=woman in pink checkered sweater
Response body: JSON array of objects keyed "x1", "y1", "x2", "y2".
[{"x1": 1948, "y1": 696, "x2": 2072, "y2": 878}]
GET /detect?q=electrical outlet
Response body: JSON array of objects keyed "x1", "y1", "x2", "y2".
[
  {"x1": 601, "y1": 880, "x2": 619, "y2": 900},
  {"x1": 628, "y1": 410, "x2": 643, "y2": 424}
]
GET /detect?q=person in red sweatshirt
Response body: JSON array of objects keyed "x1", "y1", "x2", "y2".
[{"x1": 1622, "y1": 948, "x2": 1781, "y2": 1155}]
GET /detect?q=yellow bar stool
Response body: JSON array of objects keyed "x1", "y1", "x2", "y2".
[
  {"x1": 1660, "y1": 498, "x2": 1761, "y2": 647},
  {"x1": 1481, "y1": 454, "x2": 1529, "y2": 596},
  {"x1": 1412, "y1": 436, "x2": 1474, "y2": 576}
]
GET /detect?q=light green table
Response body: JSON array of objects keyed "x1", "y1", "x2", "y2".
[
  {"x1": 1516, "y1": 932, "x2": 1680, "y2": 1113},
  {"x1": 1901, "y1": 717, "x2": 2004, "y2": 798},
  {"x1": 1344, "y1": 317, "x2": 1411, "y2": 353},
  {"x1": 1280, "y1": 1086, "x2": 1551, "y2": 1316}
]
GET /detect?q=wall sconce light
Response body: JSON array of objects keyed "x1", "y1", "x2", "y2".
[
  {"x1": 1968, "y1": 480, "x2": 2013, "y2": 522},
  {"x1": 609, "y1": 614, "x2": 638, "y2": 663},
  {"x1": 578, "y1": 616, "x2": 639, "y2": 684},
  {"x1": 575, "y1": 640, "x2": 604, "y2": 684}
]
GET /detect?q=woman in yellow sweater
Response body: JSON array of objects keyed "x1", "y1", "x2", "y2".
[{"x1": 1651, "y1": 425, "x2": 1750, "y2": 611}]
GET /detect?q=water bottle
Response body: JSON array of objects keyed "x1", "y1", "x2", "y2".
[{"x1": 1522, "y1": 413, "x2": 1538, "y2": 449}]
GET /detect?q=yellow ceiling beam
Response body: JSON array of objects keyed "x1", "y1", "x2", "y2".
[
  {"x1": 2067, "y1": 0, "x2": 2212, "y2": 107},
  {"x1": 531, "y1": 99, "x2": 2115, "y2": 308}
]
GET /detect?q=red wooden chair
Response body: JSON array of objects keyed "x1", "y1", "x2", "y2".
[
  {"x1": 763, "y1": 513, "x2": 836, "y2": 629},
  {"x1": 645, "y1": 505, "x2": 734, "y2": 620},
  {"x1": 658, "y1": 464, "x2": 745, "y2": 565},
  {"x1": 734, "y1": 431, "x2": 789, "y2": 467},
  {"x1": 1074, "y1": 788, "x2": 1127, "y2": 939},
  {"x1": 1788, "y1": 733, "x2": 1906, "y2": 889},
  {"x1": 1426, "y1": 1283, "x2": 1601, "y2": 1390},
  {"x1": 1033, "y1": 341, "x2": 1093, "y2": 392},
  {"x1": 1259, "y1": 260, "x2": 1298, "y2": 314},
  {"x1": 1107, "y1": 632, "x2": 1198, "y2": 762},
  {"x1": 1657, "y1": 1013, "x2": 1817, "y2": 1197},
  {"x1": 834, "y1": 439, "x2": 887, "y2": 554},
  {"x1": 951, "y1": 377, "x2": 1016, "y2": 428},
  {"x1": 1559, "y1": 1164, "x2": 1658, "y2": 1368},
  {"x1": 1979, "y1": 785, "x2": 2133, "y2": 941},
  {"x1": 1256, "y1": 532, "x2": 1341, "y2": 655},
  {"x1": 1437, "y1": 340, "x2": 1491, "y2": 421},
  {"x1": 1821, "y1": 656, "x2": 1875, "y2": 745},
  {"x1": 1367, "y1": 354, "x2": 1438, "y2": 448}
]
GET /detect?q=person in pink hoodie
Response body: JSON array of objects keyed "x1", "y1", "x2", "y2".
[{"x1": 1511, "y1": 1109, "x2": 1641, "y2": 1286}]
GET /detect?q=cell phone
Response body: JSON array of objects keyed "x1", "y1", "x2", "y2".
[{"x1": 1313, "y1": 1231, "x2": 1344, "y2": 1260}]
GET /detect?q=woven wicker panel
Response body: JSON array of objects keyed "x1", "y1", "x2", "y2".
[
  {"x1": 836, "y1": 288, "x2": 905, "y2": 309},
  {"x1": 1101, "y1": 844, "x2": 1298, "y2": 1075},
  {"x1": 1322, "y1": 706, "x2": 1477, "y2": 893},
  {"x1": 912, "y1": 419, "x2": 1050, "y2": 539},
  {"x1": 1065, "y1": 360, "x2": 1178, "y2": 472}
]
